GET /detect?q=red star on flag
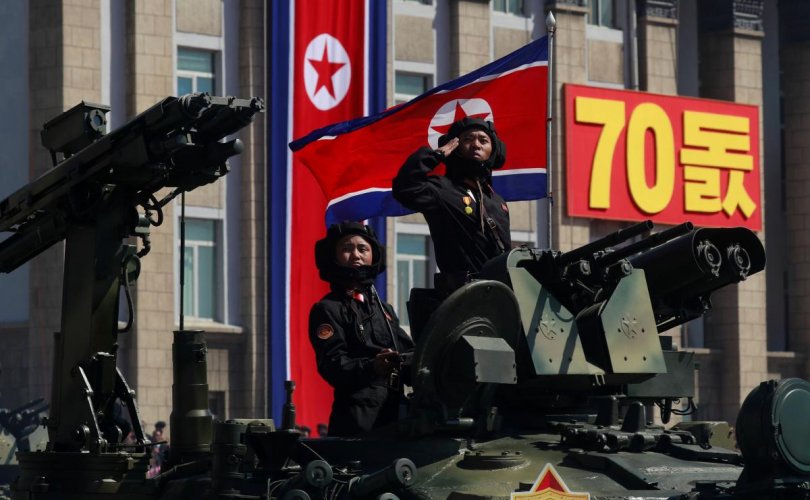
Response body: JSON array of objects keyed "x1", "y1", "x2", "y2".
[
  {"x1": 307, "y1": 45, "x2": 346, "y2": 99},
  {"x1": 430, "y1": 101, "x2": 491, "y2": 136}
]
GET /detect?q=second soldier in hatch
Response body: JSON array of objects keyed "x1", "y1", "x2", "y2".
[
  {"x1": 309, "y1": 222, "x2": 414, "y2": 437},
  {"x1": 392, "y1": 117, "x2": 511, "y2": 293}
]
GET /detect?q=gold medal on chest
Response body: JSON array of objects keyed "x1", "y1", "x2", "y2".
[{"x1": 463, "y1": 196, "x2": 474, "y2": 215}]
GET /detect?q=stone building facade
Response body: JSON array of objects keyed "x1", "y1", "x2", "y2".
[
  {"x1": 0, "y1": 0, "x2": 267, "y2": 433},
  {"x1": 0, "y1": 0, "x2": 807, "y2": 431}
]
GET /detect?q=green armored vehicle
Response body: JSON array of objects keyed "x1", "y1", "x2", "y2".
[{"x1": 2, "y1": 96, "x2": 808, "y2": 499}]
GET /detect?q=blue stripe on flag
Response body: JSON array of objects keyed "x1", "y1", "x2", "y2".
[
  {"x1": 324, "y1": 171, "x2": 548, "y2": 226},
  {"x1": 326, "y1": 192, "x2": 412, "y2": 227},
  {"x1": 492, "y1": 171, "x2": 548, "y2": 204}
]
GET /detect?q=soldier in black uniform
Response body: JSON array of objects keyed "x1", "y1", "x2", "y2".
[
  {"x1": 392, "y1": 117, "x2": 511, "y2": 292},
  {"x1": 309, "y1": 222, "x2": 414, "y2": 437}
]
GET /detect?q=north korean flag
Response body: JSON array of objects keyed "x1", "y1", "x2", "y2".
[
  {"x1": 268, "y1": 0, "x2": 387, "y2": 434},
  {"x1": 291, "y1": 36, "x2": 549, "y2": 225}
]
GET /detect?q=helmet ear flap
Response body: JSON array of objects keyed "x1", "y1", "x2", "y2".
[
  {"x1": 490, "y1": 136, "x2": 507, "y2": 170},
  {"x1": 314, "y1": 236, "x2": 333, "y2": 282},
  {"x1": 360, "y1": 224, "x2": 385, "y2": 274}
]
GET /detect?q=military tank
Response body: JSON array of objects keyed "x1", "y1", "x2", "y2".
[
  {"x1": 2, "y1": 95, "x2": 808, "y2": 499},
  {"x1": 295, "y1": 220, "x2": 806, "y2": 500}
]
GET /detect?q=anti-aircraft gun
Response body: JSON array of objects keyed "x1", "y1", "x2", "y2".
[
  {"x1": 0, "y1": 94, "x2": 264, "y2": 496},
  {"x1": 0, "y1": 94, "x2": 262, "y2": 456},
  {"x1": 1, "y1": 96, "x2": 422, "y2": 500}
]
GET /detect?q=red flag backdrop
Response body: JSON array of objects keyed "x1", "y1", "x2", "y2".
[{"x1": 290, "y1": 0, "x2": 368, "y2": 432}]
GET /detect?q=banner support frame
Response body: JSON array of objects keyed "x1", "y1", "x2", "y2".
[{"x1": 545, "y1": 11, "x2": 556, "y2": 250}]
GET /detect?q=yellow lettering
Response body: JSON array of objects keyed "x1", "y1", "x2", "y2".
[
  {"x1": 722, "y1": 170, "x2": 757, "y2": 218},
  {"x1": 681, "y1": 111, "x2": 752, "y2": 171},
  {"x1": 575, "y1": 96, "x2": 626, "y2": 209},
  {"x1": 680, "y1": 110, "x2": 757, "y2": 218},
  {"x1": 626, "y1": 103, "x2": 674, "y2": 214},
  {"x1": 683, "y1": 166, "x2": 722, "y2": 213}
]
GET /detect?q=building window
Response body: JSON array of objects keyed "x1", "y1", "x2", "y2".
[
  {"x1": 588, "y1": 0, "x2": 615, "y2": 28},
  {"x1": 182, "y1": 218, "x2": 220, "y2": 321},
  {"x1": 396, "y1": 233, "x2": 432, "y2": 327},
  {"x1": 493, "y1": 0, "x2": 527, "y2": 16},
  {"x1": 177, "y1": 47, "x2": 216, "y2": 95},
  {"x1": 394, "y1": 71, "x2": 433, "y2": 104}
]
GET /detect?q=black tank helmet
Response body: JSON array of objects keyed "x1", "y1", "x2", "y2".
[
  {"x1": 315, "y1": 221, "x2": 386, "y2": 286},
  {"x1": 438, "y1": 117, "x2": 507, "y2": 180}
]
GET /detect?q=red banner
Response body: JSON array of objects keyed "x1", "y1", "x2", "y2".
[
  {"x1": 564, "y1": 84, "x2": 761, "y2": 230},
  {"x1": 290, "y1": 0, "x2": 368, "y2": 433}
]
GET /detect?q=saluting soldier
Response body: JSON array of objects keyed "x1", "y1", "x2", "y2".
[
  {"x1": 309, "y1": 222, "x2": 414, "y2": 437},
  {"x1": 392, "y1": 117, "x2": 511, "y2": 293}
]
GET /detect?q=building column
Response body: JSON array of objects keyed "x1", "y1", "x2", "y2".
[
  {"x1": 636, "y1": 0, "x2": 678, "y2": 95},
  {"x1": 545, "y1": 0, "x2": 590, "y2": 253},
  {"x1": 126, "y1": 0, "x2": 175, "y2": 425},
  {"x1": 780, "y1": 0, "x2": 810, "y2": 372},
  {"x1": 634, "y1": 0, "x2": 688, "y2": 353},
  {"x1": 448, "y1": 0, "x2": 490, "y2": 78},
  {"x1": 236, "y1": 0, "x2": 268, "y2": 418},
  {"x1": 697, "y1": 0, "x2": 767, "y2": 422},
  {"x1": 27, "y1": 0, "x2": 103, "y2": 405}
]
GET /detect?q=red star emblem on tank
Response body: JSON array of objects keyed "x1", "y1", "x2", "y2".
[{"x1": 511, "y1": 463, "x2": 590, "y2": 499}]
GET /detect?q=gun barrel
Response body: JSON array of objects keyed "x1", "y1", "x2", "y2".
[
  {"x1": 15, "y1": 398, "x2": 48, "y2": 414},
  {"x1": 348, "y1": 458, "x2": 416, "y2": 499},
  {"x1": 194, "y1": 98, "x2": 263, "y2": 143},
  {"x1": 0, "y1": 212, "x2": 67, "y2": 274},
  {"x1": 629, "y1": 227, "x2": 765, "y2": 328},
  {"x1": 597, "y1": 222, "x2": 694, "y2": 268},
  {"x1": 558, "y1": 220, "x2": 653, "y2": 266}
]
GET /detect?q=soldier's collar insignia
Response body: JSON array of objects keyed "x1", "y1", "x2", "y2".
[{"x1": 511, "y1": 463, "x2": 589, "y2": 499}]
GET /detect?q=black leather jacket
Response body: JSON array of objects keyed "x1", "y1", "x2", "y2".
[
  {"x1": 308, "y1": 286, "x2": 413, "y2": 436},
  {"x1": 393, "y1": 147, "x2": 511, "y2": 275}
]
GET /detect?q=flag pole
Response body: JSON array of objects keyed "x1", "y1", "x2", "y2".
[{"x1": 545, "y1": 11, "x2": 556, "y2": 249}]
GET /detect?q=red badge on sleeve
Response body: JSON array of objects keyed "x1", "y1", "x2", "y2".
[{"x1": 317, "y1": 323, "x2": 334, "y2": 340}]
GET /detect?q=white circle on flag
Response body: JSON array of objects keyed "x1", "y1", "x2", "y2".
[
  {"x1": 303, "y1": 33, "x2": 352, "y2": 111},
  {"x1": 428, "y1": 99, "x2": 494, "y2": 149}
]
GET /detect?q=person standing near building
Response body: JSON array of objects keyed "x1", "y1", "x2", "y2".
[
  {"x1": 309, "y1": 222, "x2": 414, "y2": 437},
  {"x1": 393, "y1": 117, "x2": 511, "y2": 293}
]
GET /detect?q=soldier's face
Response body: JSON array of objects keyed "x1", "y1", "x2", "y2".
[
  {"x1": 458, "y1": 129, "x2": 492, "y2": 162},
  {"x1": 335, "y1": 235, "x2": 373, "y2": 267}
]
